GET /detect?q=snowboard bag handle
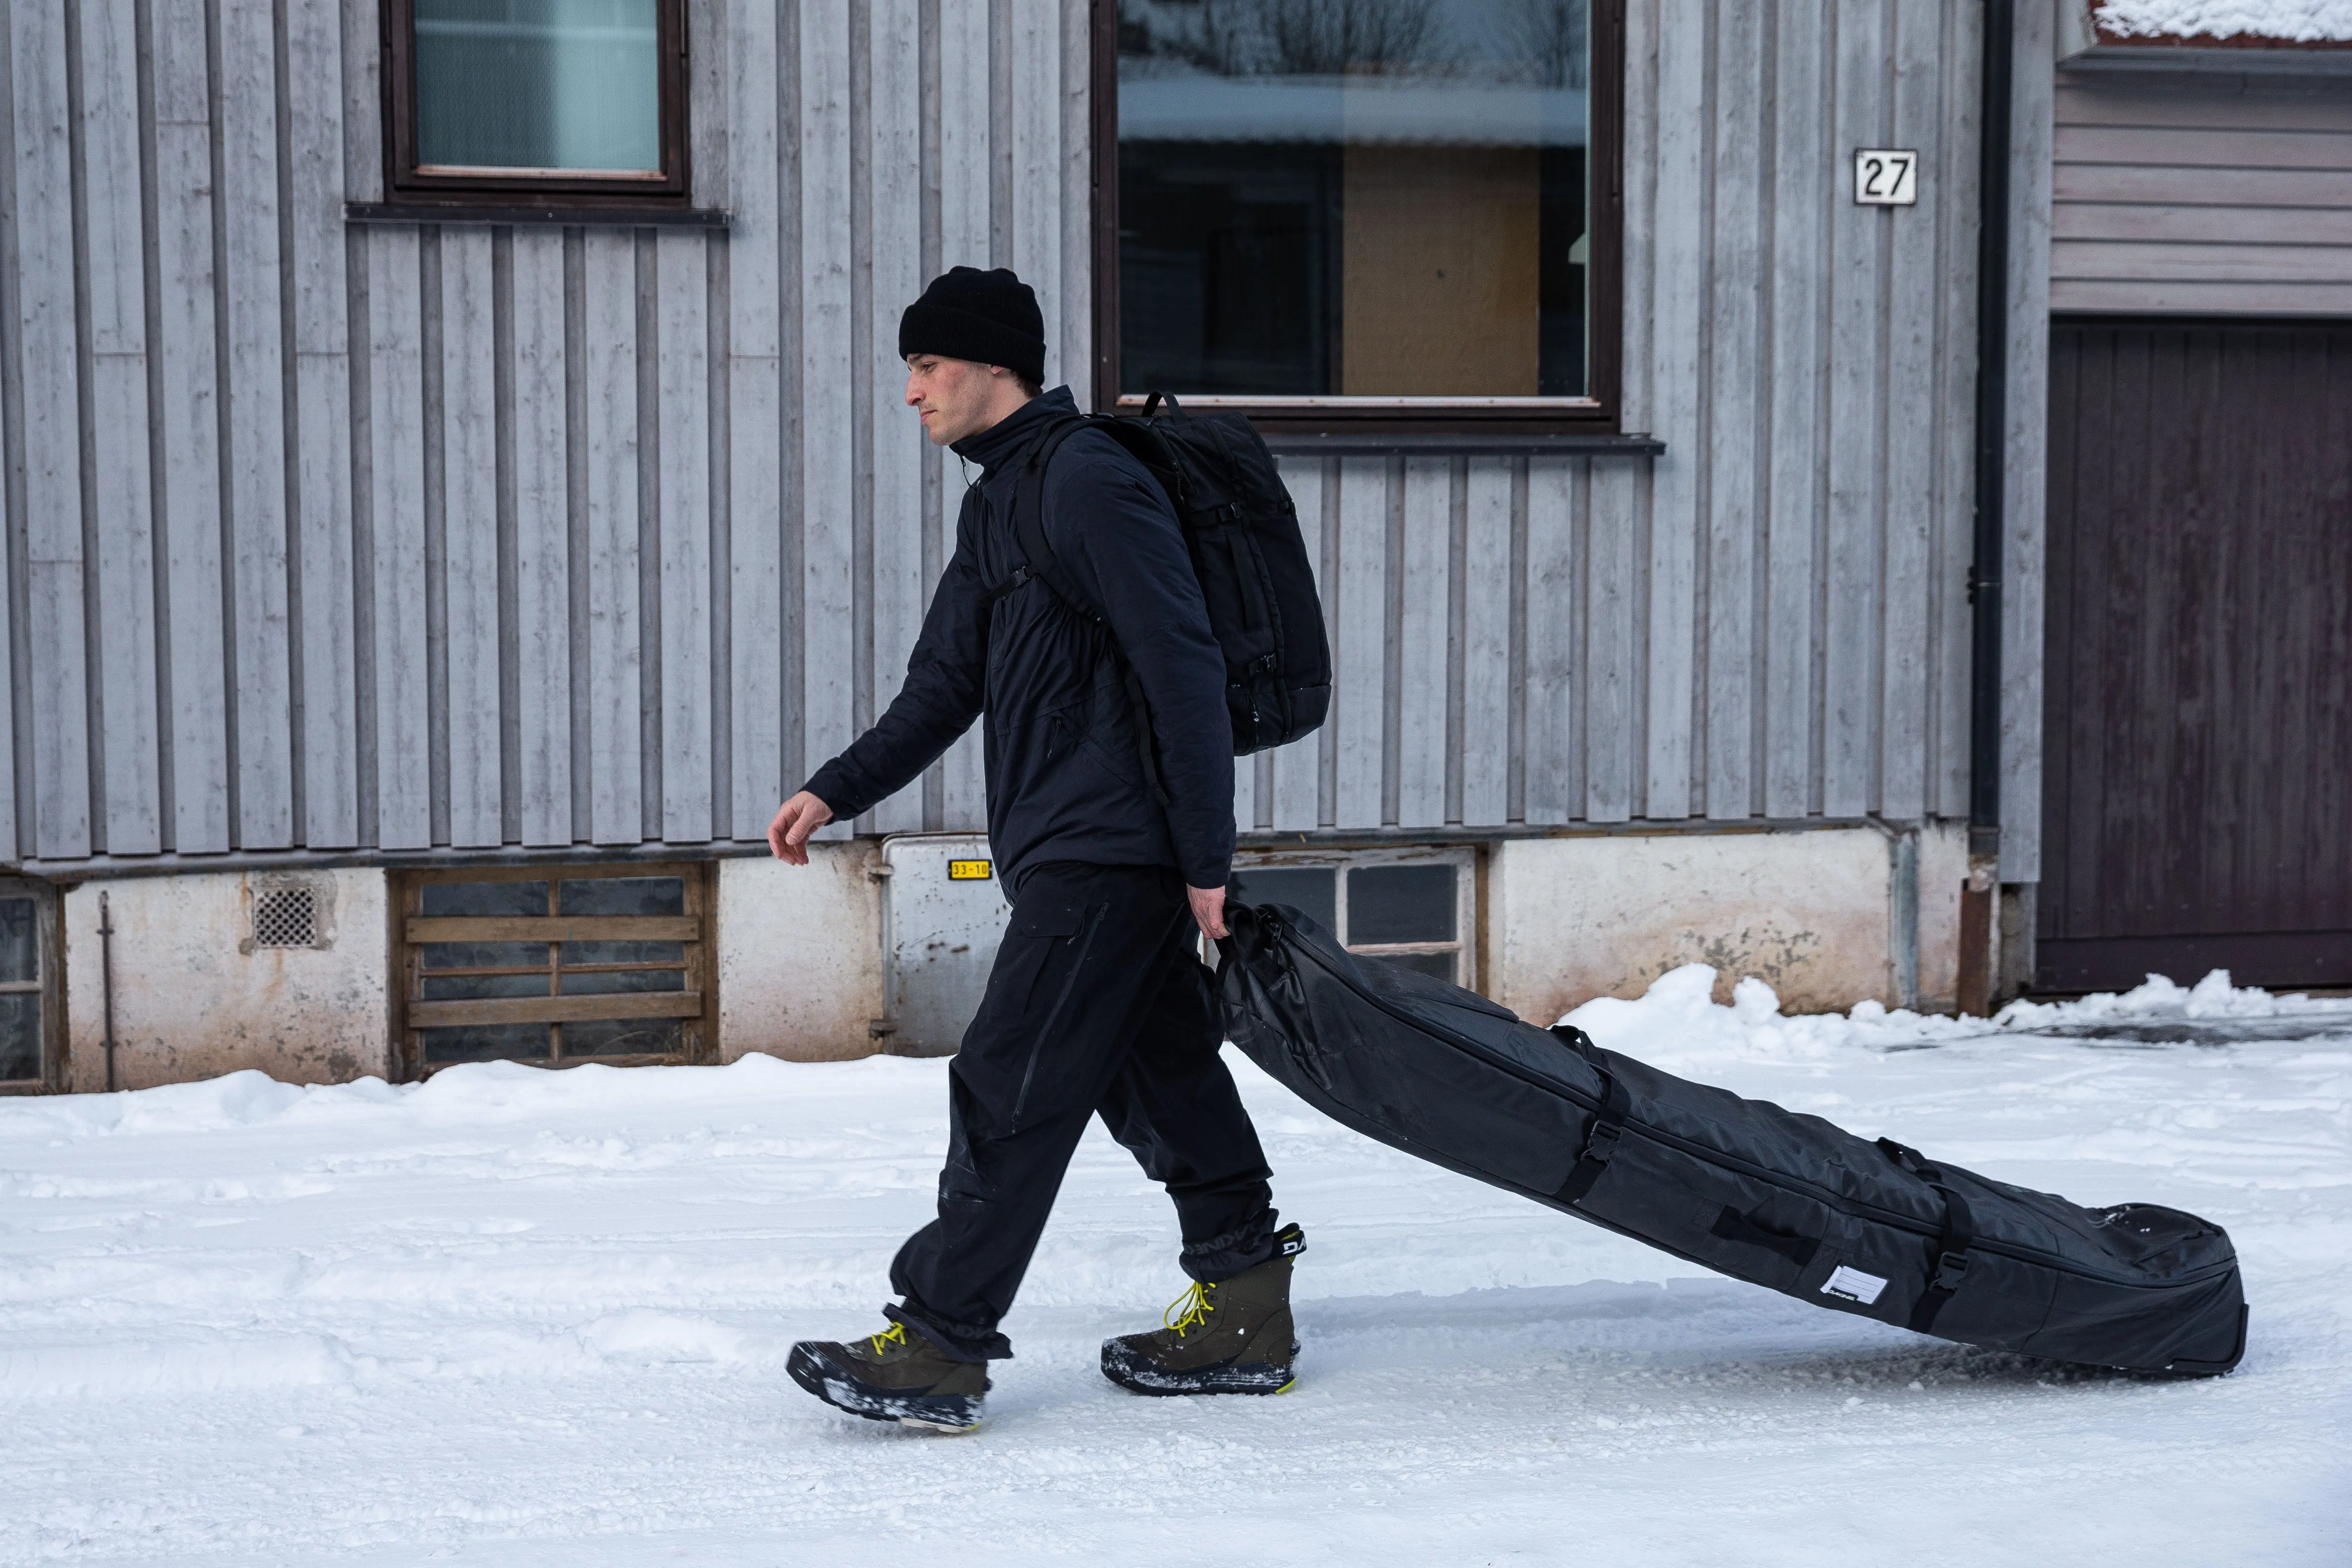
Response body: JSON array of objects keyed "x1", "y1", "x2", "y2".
[
  {"x1": 1879, "y1": 1136, "x2": 1978, "y2": 1333},
  {"x1": 1549, "y1": 1024, "x2": 1631, "y2": 1207}
]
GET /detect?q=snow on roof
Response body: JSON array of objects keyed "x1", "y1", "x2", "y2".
[{"x1": 2093, "y1": 0, "x2": 2352, "y2": 43}]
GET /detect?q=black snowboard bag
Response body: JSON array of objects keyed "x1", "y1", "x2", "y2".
[{"x1": 1215, "y1": 900, "x2": 2247, "y2": 1376}]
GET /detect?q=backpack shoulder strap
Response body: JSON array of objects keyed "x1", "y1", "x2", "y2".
[{"x1": 985, "y1": 416, "x2": 1101, "y2": 620}]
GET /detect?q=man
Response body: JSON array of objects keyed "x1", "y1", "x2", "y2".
[{"x1": 768, "y1": 267, "x2": 1303, "y2": 1434}]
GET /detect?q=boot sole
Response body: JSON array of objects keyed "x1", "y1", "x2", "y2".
[
  {"x1": 1100, "y1": 1338, "x2": 1300, "y2": 1397},
  {"x1": 786, "y1": 1342, "x2": 985, "y2": 1433}
]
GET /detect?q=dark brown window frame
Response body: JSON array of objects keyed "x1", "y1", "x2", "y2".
[
  {"x1": 380, "y1": 0, "x2": 693, "y2": 212},
  {"x1": 0, "y1": 878, "x2": 61, "y2": 1095},
  {"x1": 1089, "y1": 0, "x2": 1626, "y2": 436}
]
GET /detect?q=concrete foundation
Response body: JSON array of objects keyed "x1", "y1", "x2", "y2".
[
  {"x1": 1487, "y1": 825, "x2": 1967, "y2": 1028},
  {"x1": 714, "y1": 843, "x2": 885, "y2": 1063},
  {"x1": 38, "y1": 821, "x2": 1976, "y2": 1090},
  {"x1": 61, "y1": 869, "x2": 391, "y2": 1092}
]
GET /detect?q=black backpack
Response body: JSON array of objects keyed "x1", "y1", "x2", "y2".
[{"x1": 996, "y1": 393, "x2": 1331, "y2": 771}]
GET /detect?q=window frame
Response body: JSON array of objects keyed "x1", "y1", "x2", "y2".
[
  {"x1": 1089, "y1": 0, "x2": 1626, "y2": 434},
  {"x1": 391, "y1": 862, "x2": 715, "y2": 1080},
  {"x1": 1227, "y1": 845, "x2": 1480, "y2": 990},
  {"x1": 0, "y1": 878, "x2": 61, "y2": 1095},
  {"x1": 380, "y1": 0, "x2": 693, "y2": 210}
]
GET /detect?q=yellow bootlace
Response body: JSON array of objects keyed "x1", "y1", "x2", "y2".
[
  {"x1": 868, "y1": 1322, "x2": 908, "y2": 1356},
  {"x1": 1164, "y1": 1281, "x2": 1218, "y2": 1339}
]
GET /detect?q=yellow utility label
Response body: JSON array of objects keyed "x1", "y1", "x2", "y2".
[{"x1": 948, "y1": 859, "x2": 993, "y2": 882}]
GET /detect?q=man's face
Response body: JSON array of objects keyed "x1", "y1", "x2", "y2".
[{"x1": 905, "y1": 354, "x2": 1006, "y2": 447}]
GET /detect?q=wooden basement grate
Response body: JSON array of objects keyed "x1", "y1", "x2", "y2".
[{"x1": 392, "y1": 864, "x2": 713, "y2": 1078}]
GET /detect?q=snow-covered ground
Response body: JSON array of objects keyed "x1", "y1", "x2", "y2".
[{"x1": 4, "y1": 967, "x2": 2349, "y2": 1567}]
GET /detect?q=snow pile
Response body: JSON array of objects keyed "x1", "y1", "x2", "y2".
[
  {"x1": 2, "y1": 974, "x2": 2348, "y2": 1565},
  {"x1": 2095, "y1": 0, "x2": 2352, "y2": 42}
]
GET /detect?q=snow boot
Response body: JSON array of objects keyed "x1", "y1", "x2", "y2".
[
  {"x1": 787, "y1": 1321, "x2": 990, "y2": 1433},
  {"x1": 1100, "y1": 1224, "x2": 1305, "y2": 1396}
]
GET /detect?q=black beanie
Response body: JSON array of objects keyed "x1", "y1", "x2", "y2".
[{"x1": 897, "y1": 266, "x2": 1047, "y2": 387}]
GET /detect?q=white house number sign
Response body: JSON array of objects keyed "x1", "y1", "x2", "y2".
[{"x1": 1853, "y1": 149, "x2": 1918, "y2": 206}]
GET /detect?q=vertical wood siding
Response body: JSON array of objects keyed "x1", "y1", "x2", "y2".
[{"x1": 0, "y1": 0, "x2": 1987, "y2": 870}]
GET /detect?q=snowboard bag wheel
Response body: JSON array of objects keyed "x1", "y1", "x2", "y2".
[{"x1": 1214, "y1": 901, "x2": 2246, "y2": 1377}]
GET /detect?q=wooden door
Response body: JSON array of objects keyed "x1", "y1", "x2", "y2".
[{"x1": 2040, "y1": 319, "x2": 2352, "y2": 993}]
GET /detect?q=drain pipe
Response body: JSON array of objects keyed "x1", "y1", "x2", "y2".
[
  {"x1": 1960, "y1": 0, "x2": 2016, "y2": 1015},
  {"x1": 98, "y1": 891, "x2": 119, "y2": 1092}
]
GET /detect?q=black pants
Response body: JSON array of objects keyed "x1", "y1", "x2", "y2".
[{"x1": 887, "y1": 861, "x2": 1279, "y2": 1361}]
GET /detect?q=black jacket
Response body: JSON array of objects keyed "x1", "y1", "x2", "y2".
[{"x1": 802, "y1": 389, "x2": 1235, "y2": 895}]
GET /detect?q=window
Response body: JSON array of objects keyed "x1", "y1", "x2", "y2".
[
  {"x1": 0, "y1": 881, "x2": 57, "y2": 1094},
  {"x1": 383, "y1": 0, "x2": 690, "y2": 207},
  {"x1": 394, "y1": 864, "x2": 712, "y2": 1076},
  {"x1": 1096, "y1": 0, "x2": 1623, "y2": 429},
  {"x1": 1229, "y1": 847, "x2": 1476, "y2": 986}
]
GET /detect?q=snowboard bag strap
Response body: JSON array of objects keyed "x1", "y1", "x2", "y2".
[
  {"x1": 1878, "y1": 1136, "x2": 1978, "y2": 1333},
  {"x1": 1549, "y1": 1024, "x2": 1631, "y2": 1207}
]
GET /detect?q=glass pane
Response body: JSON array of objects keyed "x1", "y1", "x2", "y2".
[
  {"x1": 559, "y1": 876, "x2": 685, "y2": 917},
  {"x1": 1117, "y1": 0, "x2": 1589, "y2": 396},
  {"x1": 414, "y1": 0, "x2": 662, "y2": 174},
  {"x1": 1348, "y1": 864, "x2": 1456, "y2": 944},
  {"x1": 1366, "y1": 949, "x2": 1459, "y2": 984},
  {"x1": 0, "y1": 897, "x2": 36, "y2": 983},
  {"x1": 559, "y1": 969, "x2": 686, "y2": 996},
  {"x1": 422, "y1": 1022, "x2": 552, "y2": 1064},
  {"x1": 0, "y1": 993, "x2": 39, "y2": 1081},
  {"x1": 1229, "y1": 867, "x2": 1337, "y2": 932},
  {"x1": 563, "y1": 1017, "x2": 680, "y2": 1056},
  {"x1": 561, "y1": 940, "x2": 685, "y2": 966},
  {"x1": 421, "y1": 880, "x2": 549, "y2": 918},
  {"x1": 422, "y1": 973, "x2": 553, "y2": 1001},
  {"x1": 421, "y1": 941, "x2": 549, "y2": 970}
]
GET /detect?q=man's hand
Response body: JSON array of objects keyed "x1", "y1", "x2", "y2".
[
  {"x1": 767, "y1": 791, "x2": 836, "y2": 865},
  {"x1": 1187, "y1": 883, "x2": 1228, "y2": 941}
]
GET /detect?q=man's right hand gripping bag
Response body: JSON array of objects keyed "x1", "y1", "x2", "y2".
[{"x1": 1214, "y1": 900, "x2": 2246, "y2": 1376}]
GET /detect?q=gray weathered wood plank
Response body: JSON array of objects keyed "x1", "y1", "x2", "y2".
[
  {"x1": 78, "y1": 0, "x2": 161, "y2": 854},
  {"x1": 725, "y1": 0, "x2": 783, "y2": 842},
  {"x1": 288, "y1": 0, "x2": 358, "y2": 848},
  {"x1": 510, "y1": 228, "x2": 571, "y2": 846},
  {"x1": 582, "y1": 228, "x2": 643, "y2": 845},
  {"x1": 440, "y1": 226, "x2": 503, "y2": 847},
  {"x1": 1642, "y1": 0, "x2": 1707, "y2": 821},
  {"x1": 1459, "y1": 457, "x2": 1512, "y2": 828},
  {"x1": 868, "y1": 0, "x2": 926, "y2": 835},
  {"x1": 1822, "y1": 0, "x2": 1889, "y2": 819},
  {"x1": 1932, "y1": 0, "x2": 1982, "y2": 820},
  {"x1": 657, "y1": 229, "x2": 714, "y2": 842},
  {"x1": 2000, "y1": 0, "x2": 2056, "y2": 883},
  {"x1": 1522, "y1": 458, "x2": 1579, "y2": 825},
  {"x1": 1763, "y1": 0, "x2": 1826, "y2": 821},
  {"x1": 1268, "y1": 456, "x2": 1325, "y2": 832},
  {"x1": 1703, "y1": 0, "x2": 1764, "y2": 820},
  {"x1": 1396, "y1": 460, "x2": 1449, "y2": 828},
  {"x1": 10, "y1": 0, "x2": 88, "y2": 859},
  {"x1": 368, "y1": 225, "x2": 432, "y2": 850},
  {"x1": 1008, "y1": 0, "x2": 1060, "y2": 381},
  {"x1": 1584, "y1": 458, "x2": 1639, "y2": 823},
  {"x1": 1879, "y1": 0, "x2": 1943, "y2": 822},
  {"x1": 799, "y1": 0, "x2": 855, "y2": 841},
  {"x1": 1332, "y1": 457, "x2": 1387, "y2": 829},
  {"x1": 932, "y1": 0, "x2": 991, "y2": 832},
  {"x1": 1057, "y1": 0, "x2": 1091, "y2": 398},
  {"x1": 218, "y1": 0, "x2": 294, "y2": 848},
  {"x1": 148, "y1": 0, "x2": 229, "y2": 853}
]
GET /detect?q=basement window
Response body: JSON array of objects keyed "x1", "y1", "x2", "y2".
[
  {"x1": 393, "y1": 864, "x2": 711, "y2": 1077},
  {"x1": 1229, "y1": 847, "x2": 1476, "y2": 988},
  {"x1": 0, "y1": 879, "x2": 57, "y2": 1093}
]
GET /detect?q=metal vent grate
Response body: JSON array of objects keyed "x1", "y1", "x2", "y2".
[{"x1": 251, "y1": 887, "x2": 317, "y2": 950}]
